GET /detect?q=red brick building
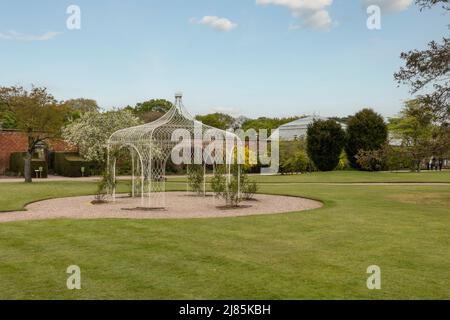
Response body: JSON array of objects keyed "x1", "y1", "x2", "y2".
[{"x1": 0, "y1": 129, "x2": 76, "y2": 175}]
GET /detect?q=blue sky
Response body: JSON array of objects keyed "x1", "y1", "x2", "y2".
[{"x1": 0, "y1": 0, "x2": 448, "y2": 118}]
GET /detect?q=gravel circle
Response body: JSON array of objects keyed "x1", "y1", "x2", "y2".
[{"x1": 0, "y1": 192, "x2": 322, "y2": 223}]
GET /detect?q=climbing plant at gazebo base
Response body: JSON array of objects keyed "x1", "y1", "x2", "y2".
[
  {"x1": 187, "y1": 165, "x2": 205, "y2": 195},
  {"x1": 93, "y1": 171, "x2": 116, "y2": 205},
  {"x1": 212, "y1": 165, "x2": 258, "y2": 208}
]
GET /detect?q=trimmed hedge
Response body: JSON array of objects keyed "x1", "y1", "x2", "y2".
[
  {"x1": 54, "y1": 152, "x2": 93, "y2": 177},
  {"x1": 9, "y1": 152, "x2": 48, "y2": 178}
]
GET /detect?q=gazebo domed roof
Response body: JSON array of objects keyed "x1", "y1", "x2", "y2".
[{"x1": 108, "y1": 93, "x2": 237, "y2": 148}]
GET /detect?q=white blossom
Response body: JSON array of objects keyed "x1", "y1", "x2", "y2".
[{"x1": 62, "y1": 110, "x2": 142, "y2": 163}]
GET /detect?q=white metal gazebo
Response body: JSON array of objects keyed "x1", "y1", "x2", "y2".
[{"x1": 107, "y1": 93, "x2": 241, "y2": 209}]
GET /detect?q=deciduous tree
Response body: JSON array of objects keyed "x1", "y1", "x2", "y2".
[
  {"x1": 2, "y1": 86, "x2": 69, "y2": 182},
  {"x1": 131, "y1": 99, "x2": 174, "y2": 123},
  {"x1": 195, "y1": 113, "x2": 234, "y2": 130},
  {"x1": 395, "y1": 0, "x2": 449, "y2": 121},
  {"x1": 389, "y1": 100, "x2": 436, "y2": 171}
]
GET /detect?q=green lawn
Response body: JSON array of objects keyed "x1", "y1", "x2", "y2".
[
  {"x1": 0, "y1": 174, "x2": 449, "y2": 299},
  {"x1": 254, "y1": 170, "x2": 450, "y2": 183},
  {"x1": 0, "y1": 181, "x2": 130, "y2": 213},
  {"x1": 168, "y1": 170, "x2": 450, "y2": 184}
]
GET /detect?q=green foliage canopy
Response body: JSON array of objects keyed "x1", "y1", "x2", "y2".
[
  {"x1": 0, "y1": 86, "x2": 70, "y2": 182},
  {"x1": 129, "y1": 99, "x2": 174, "y2": 123},
  {"x1": 195, "y1": 113, "x2": 234, "y2": 130},
  {"x1": 389, "y1": 99, "x2": 449, "y2": 171},
  {"x1": 241, "y1": 116, "x2": 299, "y2": 133},
  {"x1": 307, "y1": 120, "x2": 346, "y2": 171},
  {"x1": 395, "y1": 0, "x2": 449, "y2": 121},
  {"x1": 345, "y1": 108, "x2": 388, "y2": 169}
]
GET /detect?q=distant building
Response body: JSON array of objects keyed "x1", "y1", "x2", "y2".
[
  {"x1": 269, "y1": 116, "x2": 347, "y2": 141},
  {"x1": 388, "y1": 133, "x2": 403, "y2": 147}
]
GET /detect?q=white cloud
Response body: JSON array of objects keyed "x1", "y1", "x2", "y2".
[
  {"x1": 190, "y1": 16, "x2": 238, "y2": 32},
  {"x1": 0, "y1": 30, "x2": 62, "y2": 41},
  {"x1": 298, "y1": 9, "x2": 332, "y2": 29},
  {"x1": 256, "y1": 0, "x2": 334, "y2": 30},
  {"x1": 361, "y1": 0, "x2": 413, "y2": 13}
]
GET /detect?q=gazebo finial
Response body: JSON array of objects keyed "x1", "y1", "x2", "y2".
[{"x1": 175, "y1": 91, "x2": 183, "y2": 104}]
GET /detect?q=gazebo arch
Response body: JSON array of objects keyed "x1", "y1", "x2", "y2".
[{"x1": 107, "y1": 93, "x2": 241, "y2": 209}]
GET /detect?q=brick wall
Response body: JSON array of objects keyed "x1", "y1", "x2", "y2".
[{"x1": 0, "y1": 130, "x2": 77, "y2": 174}]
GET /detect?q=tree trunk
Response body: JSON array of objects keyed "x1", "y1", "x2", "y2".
[
  {"x1": 24, "y1": 151, "x2": 33, "y2": 183},
  {"x1": 416, "y1": 159, "x2": 422, "y2": 173}
]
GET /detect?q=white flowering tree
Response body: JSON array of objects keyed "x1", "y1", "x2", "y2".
[{"x1": 62, "y1": 109, "x2": 142, "y2": 164}]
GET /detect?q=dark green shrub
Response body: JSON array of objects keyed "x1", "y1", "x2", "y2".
[
  {"x1": 9, "y1": 152, "x2": 48, "y2": 178},
  {"x1": 54, "y1": 152, "x2": 93, "y2": 177},
  {"x1": 307, "y1": 120, "x2": 346, "y2": 171},
  {"x1": 345, "y1": 109, "x2": 388, "y2": 169},
  {"x1": 9, "y1": 152, "x2": 23, "y2": 174}
]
